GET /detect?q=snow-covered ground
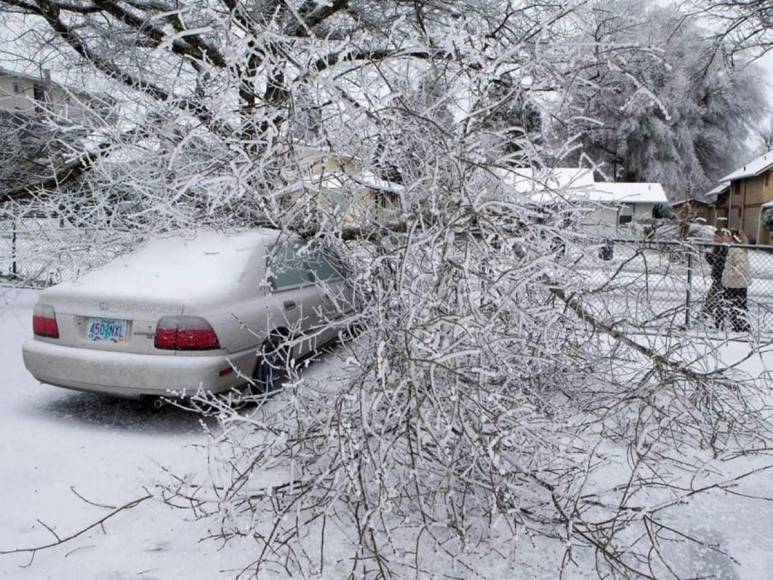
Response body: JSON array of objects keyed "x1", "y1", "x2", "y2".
[
  {"x1": 0, "y1": 287, "x2": 238, "y2": 578},
  {"x1": 2, "y1": 287, "x2": 773, "y2": 578},
  {"x1": 0, "y1": 287, "x2": 342, "y2": 579},
  {"x1": 575, "y1": 245, "x2": 773, "y2": 336}
]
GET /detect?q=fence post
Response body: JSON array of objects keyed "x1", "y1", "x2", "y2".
[
  {"x1": 685, "y1": 250, "x2": 693, "y2": 328},
  {"x1": 11, "y1": 220, "x2": 17, "y2": 278}
]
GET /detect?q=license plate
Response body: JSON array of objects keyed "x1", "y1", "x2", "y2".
[{"x1": 87, "y1": 318, "x2": 129, "y2": 343}]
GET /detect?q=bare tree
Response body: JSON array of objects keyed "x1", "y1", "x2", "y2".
[{"x1": 686, "y1": 0, "x2": 773, "y2": 56}]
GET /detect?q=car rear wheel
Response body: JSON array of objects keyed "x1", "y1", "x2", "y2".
[
  {"x1": 251, "y1": 335, "x2": 290, "y2": 393},
  {"x1": 339, "y1": 321, "x2": 364, "y2": 343}
]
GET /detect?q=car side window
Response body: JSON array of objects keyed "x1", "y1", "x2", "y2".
[
  {"x1": 268, "y1": 242, "x2": 311, "y2": 290},
  {"x1": 305, "y1": 247, "x2": 345, "y2": 282}
]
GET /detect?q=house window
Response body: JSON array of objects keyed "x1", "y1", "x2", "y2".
[
  {"x1": 12, "y1": 81, "x2": 20, "y2": 94},
  {"x1": 618, "y1": 203, "x2": 634, "y2": 226},
  {"x1": 33, "y1": 83, "x2": 45, "y2": 102}
]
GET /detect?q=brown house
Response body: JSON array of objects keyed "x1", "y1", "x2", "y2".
[
  {"x1": 670, "y1": 182, "x2": 728, "y2": 233},
  {"x1": 709, "y1": 151, "x2": 773, "y2": 244},
  {"x1": 671, "y1": 196, "x2": 717, "y2": 225}
]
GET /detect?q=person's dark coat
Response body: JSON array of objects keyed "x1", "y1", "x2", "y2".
[{"x1": 706, "y1": 246, "x2": 728, "y2": 282}]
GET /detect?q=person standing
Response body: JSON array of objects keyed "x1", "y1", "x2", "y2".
[
  {"x1": 704, "y1": 229, "x2": 729, "y2": 328},
  {"x1": 722, "y1": 230, "x2": 752, "y2": 332}
]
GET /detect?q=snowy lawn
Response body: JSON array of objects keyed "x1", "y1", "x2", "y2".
[{"x1": 2, "y1": 287, "x2": 773, "y2": 578}]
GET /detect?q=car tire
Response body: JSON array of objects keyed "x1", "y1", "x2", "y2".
[
  {"x1": 251, "y1": 334, "x2": 290, "y2": 393},
  {"x1": 343, "y1": 321, "x2": 364, "y2": 342}
]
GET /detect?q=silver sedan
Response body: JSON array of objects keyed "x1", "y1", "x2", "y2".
[{"x1": 23, "y1": 229, "x2": 356, "y2": 398}]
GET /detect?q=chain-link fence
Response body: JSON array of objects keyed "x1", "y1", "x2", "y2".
[
  {"x1": 571, "y1": 238, "x2": 773, "y2": 338},
  {"x1": 2, "y1": 217, "x2": 772, "y2": 338},
  {"x1": 0, "y1": 217, "x2": 137, "y2": 286}
]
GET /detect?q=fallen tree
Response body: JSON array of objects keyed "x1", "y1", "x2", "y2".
[{"x1": 2, "y1": 1, "x2": 772, "y2": 578}]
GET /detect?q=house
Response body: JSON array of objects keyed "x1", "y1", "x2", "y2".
[
  {"x1": 705, "y1": 150, "x2": 773, "y2": 244},
  {"x1": 671, "y1": 183, "x2": 729, "y2": 227},
  {"x1": 496, "y1": 166, "x2": 669, "y2": 233},
  {"x1": 586, "y1": 182, "x2": 669, "y2": 227},
  {"x1": 279, "y1": 149, "x2": 404, "y2": 225},
  {"x1": 0, "y1": 67, "x2": 99, "y2": 123},
  {"x1": 0, "y1": 68, "x2": 115, "y2": 192}
]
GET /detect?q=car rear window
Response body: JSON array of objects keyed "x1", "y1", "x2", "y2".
[
  {"x1": 305, "y1": 248, "x2": 345, "y2": 281},
  {"x1": 268, "y1": 242, "x2": 310, "y2": 289}
]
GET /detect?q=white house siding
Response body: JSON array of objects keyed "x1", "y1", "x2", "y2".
[
  {"x1": 0, "y1": 74, "x2": 91, "y2": 123},
  {"x1": 0, "y1": 76, "x2": 34, "y2": 112},
  {"x1": 631, "y1": 202, "x2": 657, "y2": 220},
  {"x1": 579, "y1": 206, "x2": 619, "y2": 236}
]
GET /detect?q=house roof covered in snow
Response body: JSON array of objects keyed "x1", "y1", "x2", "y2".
[
  {"x1": 692, "y1": 182, "x2": 731, "y2": 206},
  {"x1": 275, "y1": 147, "x2": 404, "y2": 196},
  {"x1": 671, "y1": 182, "x2": 728, "y2": 207},
  {"x1": 287, "y1": 168, "x2": 404, "y2": 196},
  {"x1": 0, "y1": 66, "x2": 54, "y2": 85},
  {"x1": 0, "y1": 67, "x2": 96, "y2": 100},
  {"x1": 497, "y1": 167, "x2": 667, "y2": 206},
  {"x1": 589, "y1": 182, "x2": 668, "y2": 204},
  {"x1": 705, "y1": 182, "x2": 730, "y2": 198},
  {"x1": 720, "y1": 150, "x2": 773, "y2": 182}
]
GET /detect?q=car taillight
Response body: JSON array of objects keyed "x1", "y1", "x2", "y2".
[
  {"x1": 33, "y1": 303, "x2": 59, "y2": 338},
  {"x1": 154, "y1": 316, "x2": 220, "y2": 351}
]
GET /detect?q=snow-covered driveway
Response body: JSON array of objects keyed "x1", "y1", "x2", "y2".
[
  {"x1": 0, "y1": 287, "x2": 231, "y2": 578},
  {"x1": 0, "y1": 287, "x2": 323, "y2": 579}
]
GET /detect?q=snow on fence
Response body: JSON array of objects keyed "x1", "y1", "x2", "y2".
[
  {"x1": 0, "y1": 217, "x2": 137, "y2": 286},
  {"x1": 574, "y1": 238, "x2": 773, "y2": 337}
]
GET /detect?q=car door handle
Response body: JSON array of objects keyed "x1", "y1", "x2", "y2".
[{"x1": 283, "y1": 301, "x2": 297, "y2": 311}]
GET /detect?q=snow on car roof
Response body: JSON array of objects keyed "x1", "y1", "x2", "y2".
[
  {"x1": 136, "y1": 229, "x2": 282, "y2": 257},
  {"x1": 58, "y1": 229, "x2": 285, "y2": 304}
]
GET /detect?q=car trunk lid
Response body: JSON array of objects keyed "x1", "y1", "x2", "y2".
[
  {"x1": 40, "y1": 286, "x2": 184, "y2": 355},
  {"x1": 35, "y1": 230, "x2": 269, "y2": 355}
]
